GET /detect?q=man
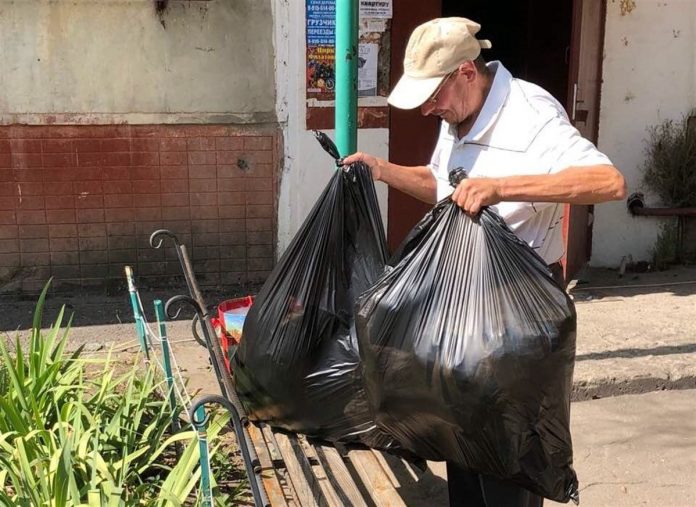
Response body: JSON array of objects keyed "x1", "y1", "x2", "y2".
[{"x1": 342, "y1": 17, "x2": 626, "y2": 507}]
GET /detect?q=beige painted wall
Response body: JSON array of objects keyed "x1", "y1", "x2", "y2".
[
  {"x1": 0, "y1": 0, "x2": 275, "y2": 124},
  {"x1": 592, "y1": 0, "x2": 695, "y2": 266}
]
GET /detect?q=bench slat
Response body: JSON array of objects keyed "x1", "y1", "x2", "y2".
[
  {"x1": 273, "y1": 432, "x2": 321, "y2": 507},
  {"x1": 314, "y1": 444, "x2": 369, "y2": 507},
  {"x1": 299, "y1": 436, "x2": 343, "y2": 506},
  {"x1": 261, "y1": 426, "x2": 303, "y2": 507},
  {"x1": 248, "y1": 423, "x2": 289, "y2": 507},
  {"x1": 247, "y1": 424, "x2": 422, "y2": 507},
  {"x1": 371, "y1": 451, "x2": 423, "y2": 489},
  {"x1": 347, "y1": 449, "x2": 407, "y2": 507}
]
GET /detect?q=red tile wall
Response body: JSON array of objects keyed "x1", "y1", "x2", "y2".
[{"x1": 0, "y1": 125, "x2": 280, "y2": 293}]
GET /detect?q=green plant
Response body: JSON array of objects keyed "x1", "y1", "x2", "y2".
[
  {"x1": 0, "y1": 283, "x2": 234, "y2": 506},
  {"x1": 642, "y1": 114, "x2": 696, "y2": 208},
  {"x1": 0, "y1": 359, "x2": 8, "y2": 395},
  {"x1": 652, "y1": 220, "x2": 680, "y2": 270}
]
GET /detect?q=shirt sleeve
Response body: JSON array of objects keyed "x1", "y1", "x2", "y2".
[
  {"x1": 498, "y1": 109, "x2": 612, "y2": 224},
  {"x1": 539, "y1": 113, "x2": 612, "y2": 174}
]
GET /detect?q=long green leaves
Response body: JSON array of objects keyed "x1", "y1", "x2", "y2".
[{"x1": 0, "y1": 283, "x2": 234, "y2": 505}]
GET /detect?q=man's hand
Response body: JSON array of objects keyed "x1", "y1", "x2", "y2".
[
  {"x1": 341, "y1": 153, "x2": 438, "y2": 203},
  {"x1": 451, "y1": 178, "x2": 502, "y2": 215},
  {"x1": 341, "y1": 152, "x2": 383, "y2": 181}
]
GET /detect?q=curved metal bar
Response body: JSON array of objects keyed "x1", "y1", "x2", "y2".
[
  {"x1": 165, "y1": 295, "x2": 233, "y2": 399},
  {"x1": 191, "y1": 313, "x2": 209, "y2": 349},
  {"x1": 150, "y1": 231, "x2": 198, "y2": 305},
  {"x1": 190, "y1": 404, "x2": 213, "y2": 428},
  {"x1": 189, "y1": 395, "x2": 269, "y2": 507},
  {"x1": 150, "y1": 229, "x2": 180, "y2": 250},
  {"x1": 164, "y1": 295, "x2": 207, "y2": 321}
]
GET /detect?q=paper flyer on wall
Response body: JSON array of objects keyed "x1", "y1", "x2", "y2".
[
  {"x1": 359, "y1": 0, "x2": 392, "y2": 19},
  {"x1": 358, "y1": 43, "x2": 379, "y2": 97}
]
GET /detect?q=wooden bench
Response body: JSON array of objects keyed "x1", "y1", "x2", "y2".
[
  {"x1": 147, "y1": 232, "x2": 437, "y2": 506},
  {"x1": 246, "y1": 423, "x2": 436, "y2": 507}
]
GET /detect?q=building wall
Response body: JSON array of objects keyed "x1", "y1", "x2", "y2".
[
  {"x1": 0, "y1": 0, "x2": 275, "y2": 124},
  {"x1": 592, "y1": 0, "x2": 695, "y2": 266},
  {"x1": 0, "y1": 0, "x2": 279, "y2": 293},
  {"x1": 0, "y1": 125, "x2": 279, "y2": 293}
]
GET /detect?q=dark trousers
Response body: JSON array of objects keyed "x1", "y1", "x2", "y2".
[
  {"x1": 446, "y1": 463, "x2": 543, "y2": 507},
  {"x1": 446, "y1": 262, "x2": 564, "y2": 506}
]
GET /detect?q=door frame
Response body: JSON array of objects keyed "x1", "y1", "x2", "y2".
[
  {"x1": 563, "y1": 0, "x2": 608, "y2": 281},
  {"x1": 387, "y1": 0, "x2": 442, "y2": 252}
]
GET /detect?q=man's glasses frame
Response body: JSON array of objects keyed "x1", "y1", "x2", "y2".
[{"x1": 426, "y1": 70, "x2": 457, "y2": 105}]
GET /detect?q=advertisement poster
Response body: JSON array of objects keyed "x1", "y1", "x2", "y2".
[
  {"x1": 357, "y1": 43, "x2": 379, "y2": 97},
  {"x1": 306, "y1": 0, "x2": 336, "y2": 96},
  {"x1": 359, "y1": 0, "x2": 392, "y2": 19}
]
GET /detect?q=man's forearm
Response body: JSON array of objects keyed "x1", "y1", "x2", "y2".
[
  {"x1": 377, "y1": 161, "x2": 438, "y2": 204},
  {"x1": 496, "y1": 165, "x2": 627, "y2": 204}
]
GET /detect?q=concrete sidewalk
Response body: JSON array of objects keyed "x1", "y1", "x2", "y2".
[
  {"x1": 546, "y1": 390, "x2": 696, "y2": 506},
  {"x1": 413, "y1": 390, "x2": 696, "y2": 506},
  {"x1": 568, "y1": 265, "x2": 696, "y2": 400}
]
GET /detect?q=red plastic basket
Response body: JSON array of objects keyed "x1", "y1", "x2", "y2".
[{"x1": 212, "y1": 296, "x2": 254, "y2": 373}]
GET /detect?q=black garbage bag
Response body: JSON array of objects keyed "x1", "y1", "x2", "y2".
[
  {"x1": 355, "y1": 172, "x2": 579, "y2": 502},
  {"x1": 232, "y1": 133, "x2": 393, "y2": 448}
]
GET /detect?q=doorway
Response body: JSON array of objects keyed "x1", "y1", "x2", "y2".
[
  {"x1": 389, "y1": 1, "x2": 602, "y2": 280},
  {"x1": 442, "y1": 0, "x2": 573, "y2": 106}
]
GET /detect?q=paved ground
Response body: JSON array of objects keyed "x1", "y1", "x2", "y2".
[
  {"x1": 569, "y1": 265, "x2": 696, "y2": 399},
  {"x1": 545, "y1": 390, "x2": 696, "y2": 506},
  {"x1": 414, "y1": 390, "x2": 696, "y2": 507},
  {"x1": 2, "y1": 265, "x2": 695, "y2": 505}
]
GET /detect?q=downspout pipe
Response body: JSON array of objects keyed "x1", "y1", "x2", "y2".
[
  {"x1": 335, "y1": 0, "x2": 358, "y2": 157},
  {"x1": 627, "y1": 193, "x2": 696, "y2": 217}
]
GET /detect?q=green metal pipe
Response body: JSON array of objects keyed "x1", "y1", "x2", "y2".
[
  {"x1": 335, "y1": 0, "x2": 359, "y2": 157},
  {"x1": 194, "y1": 406, "x2": 214, "y2": 507},
  {"x1": 154, "y1": 299, "x2": 181, "y2": 438},
  {"x1": 125, "y1": 266, "x2": 149, "y2": 360}
]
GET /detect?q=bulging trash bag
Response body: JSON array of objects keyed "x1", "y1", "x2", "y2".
[
  {"x1": 355, "y1": 171, "x2": 579, "y2": 502},
  {"x1": 232, "y1": 133, "x2": 393, "y2": 448}
]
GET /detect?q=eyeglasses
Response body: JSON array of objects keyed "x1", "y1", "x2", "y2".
[{"x1": 427, "y1": 71, "x2": 456, "y2": 105}]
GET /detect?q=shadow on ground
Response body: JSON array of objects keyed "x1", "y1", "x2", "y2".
[
  {"x1": 0, "y1": 282, "x2": 262, "y2": 332},
  {"x1": 570, "y1": 265, "x2": 696, "y2": 300}
]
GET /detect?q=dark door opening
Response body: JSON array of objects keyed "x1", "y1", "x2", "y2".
[{"x1": 442, "y1": 0, "x2": 574, "y2": 106}]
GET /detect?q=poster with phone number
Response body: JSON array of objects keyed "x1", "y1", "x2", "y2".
[
  {"x1": 306, "y1": 0, "x2": 391, "y2": 99},
  {"x1": 306, "y1": 0, "x2": 336, "y2": 97}
]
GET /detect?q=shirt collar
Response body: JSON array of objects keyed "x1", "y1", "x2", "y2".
[{"x1": 448, "y1": 61, "x2": 512, "y2": 143}]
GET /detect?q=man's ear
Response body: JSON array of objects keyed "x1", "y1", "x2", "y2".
[{"x1": 459, "y1": 61, "x2": 477, "y2": 81}]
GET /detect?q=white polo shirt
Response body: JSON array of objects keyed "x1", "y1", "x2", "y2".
[{"x1": 428, "y1": 61, "x2": 612, "y2": 264}]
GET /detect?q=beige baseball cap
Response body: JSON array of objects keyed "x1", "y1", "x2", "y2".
[{"x1": 388, "y1": 17, "x2": 492, "y2": 110}]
